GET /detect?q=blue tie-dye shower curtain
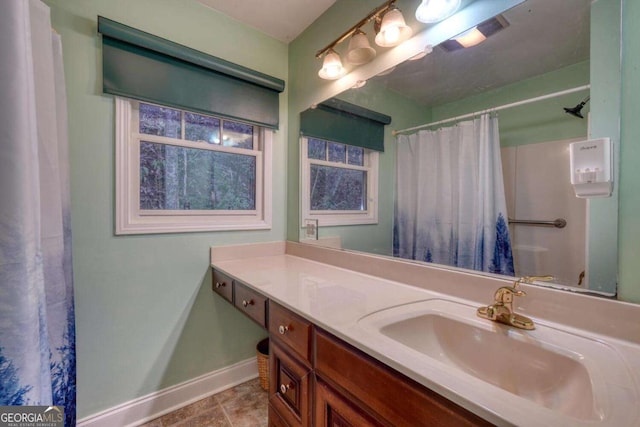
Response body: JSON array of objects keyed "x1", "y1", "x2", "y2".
[
  {"x1": 393, "y1": 114, "x2": 514, "y2": 276},
  {"x1": 0, "y1": 1, "x2": 76, "y2": 425}
]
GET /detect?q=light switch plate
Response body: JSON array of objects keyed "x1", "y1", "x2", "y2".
[{"x1": 303, "y1": 219, "x2": 318, "y2": 240}]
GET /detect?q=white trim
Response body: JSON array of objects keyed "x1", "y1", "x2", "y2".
[
  {"x1": 115, "y1": 98, "x2": 273, "y2": 234},
  {"x1": 300, "y1": 137, "x2": 379, "y2": 227},
  {"x1": 77, "y1": 358, "x2": 258, "y2": 427}
]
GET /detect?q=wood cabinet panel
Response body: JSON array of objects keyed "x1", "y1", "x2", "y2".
[
  {"x1": 234, "y1": 280, "x2": 268, "y2": 328},
  {"x1": 314, "y1": 329, "x2": 494, "y2": 427},
  {"x1": 269, "y1": 341, "x2": 312, "y2": 427},
  {"x1": 269, "y1": 403, "x2": 290, "y2": 427},
  {"x1": 212, "y1": 269, "x2": 233, "y2": 303},
  {"x1": 269, "y1": 301, "x2": 313, "y2": 364},
  {"x1": 314, "y1": 378, "x2": 386, "y2": 427}
]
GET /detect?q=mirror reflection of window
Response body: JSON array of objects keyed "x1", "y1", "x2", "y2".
[{"x1": 301, "y1": 137, "x2": 378, "y2": 226}]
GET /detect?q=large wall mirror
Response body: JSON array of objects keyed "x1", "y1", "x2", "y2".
[{"x1": 295, "y1": 0, "x2": 620, "y2": 296}]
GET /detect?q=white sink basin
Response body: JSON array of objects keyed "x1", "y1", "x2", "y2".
[{"x1": 358, "y1": 299, "x2": 634, "y2": 422}]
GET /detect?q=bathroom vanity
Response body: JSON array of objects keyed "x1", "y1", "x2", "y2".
[{"x1": 210, "y1": 241, "x2": 640, "y2": 427}]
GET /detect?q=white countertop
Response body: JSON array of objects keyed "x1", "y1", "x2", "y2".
[{"x1": 212, "y1": 246, "x2": 640, "y2": 427}]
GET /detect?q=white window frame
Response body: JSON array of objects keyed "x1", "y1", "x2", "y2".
[
  {"x1": 300, "y1": 136, "x2": 378, "y2": 227},
  {"x1": 115, "y1": 97, "x2": 272, "y2": 234}
]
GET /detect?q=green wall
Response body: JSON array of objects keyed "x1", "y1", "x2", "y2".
[
  {"x1": 45, "y1": 0, "x2": 288, "y2": 418},
  {"x1": 431, "y1": 61, "x2": 590, "y2": 147},
  {"x1": 619, "y1": 0, "x2": 640, "y2": 302}
]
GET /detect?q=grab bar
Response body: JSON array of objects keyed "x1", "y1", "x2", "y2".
[{"x1": 508, "y1": 218, "x2": 567, "y2": 229}]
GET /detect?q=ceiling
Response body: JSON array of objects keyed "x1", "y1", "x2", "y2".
[
  {"x1": 197, "y1": 0, "x2": 336, "y2": 43},
  {"x1": 371, "y1": 0, "x2": 591, "y2": 107},
  {"x1": 197, "y1": 0, "x2": 590, "y2": 107}
]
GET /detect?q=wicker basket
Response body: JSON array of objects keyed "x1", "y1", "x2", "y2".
[{"x1": 256, "y1": 338, "x2": 269, "y2": 391}]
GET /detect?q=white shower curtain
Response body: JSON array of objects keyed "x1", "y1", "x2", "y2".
[
  {"x1": 393, "y1": 114, "x2": 514, "y2": 276},
  {"x1": 0, "y1": 1, "x2": 75, "y2": 425}
]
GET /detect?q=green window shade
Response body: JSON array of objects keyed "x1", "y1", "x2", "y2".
[
  {"x1": 98, "y1": 16, "x2": 285, "y2": 129},
  {"x1": 300, "y1": 98, "x2": 391, "y2": 152}
]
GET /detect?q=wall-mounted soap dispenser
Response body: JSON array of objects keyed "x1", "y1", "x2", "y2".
[{"x1": 569, "y1": 137, "x2": 613, "y2": 198}]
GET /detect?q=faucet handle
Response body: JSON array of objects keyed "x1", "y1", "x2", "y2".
[
  {"x1": 493, "y1": 286, "x2": 525, "y2": 304},
  {"x1": 515, "y1": 275, "x2": 554, "y2": 288}
]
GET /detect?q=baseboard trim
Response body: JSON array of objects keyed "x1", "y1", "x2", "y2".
[{"x1": 77, "y1": 358, "x2": 258, "y2": 427}]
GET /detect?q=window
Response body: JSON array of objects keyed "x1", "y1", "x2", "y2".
[
  {"x1": 301, "y1": 137, "x2": 378, "y2": 226},
  {"x1": 116, "y1": 98, "x2": 272, "y2": 234}
]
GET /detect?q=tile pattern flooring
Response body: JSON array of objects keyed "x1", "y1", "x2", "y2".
[{"x1": 139, "y1": 378, "x2": 268, "y2": 427}]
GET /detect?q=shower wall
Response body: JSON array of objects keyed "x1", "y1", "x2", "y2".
[{"x1": 501, "y1": 138, "x2": 587, "y2": 287}]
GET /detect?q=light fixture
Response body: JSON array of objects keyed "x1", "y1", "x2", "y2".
[
  {"x1": 347, "y1": 30, "x2": 376, "y2": 65},
  {"x1": 316, "y1": 0, "x2": 412, "y2": 80},
  {"x1": 455, "y1": 26, "x2": 486, "y2": 48},
  {"x1": 318, "y1": 49, "x2": 346, "y2": 80},
  {"x1": 415, "y1": 0, "x2": 461, "y2": 24},
  {"x1": 374, "y1": 6, "x2": 413, "y2": 47},
  {"x1": 440, "y1": 14, "x2": 509, "y2": 51}
]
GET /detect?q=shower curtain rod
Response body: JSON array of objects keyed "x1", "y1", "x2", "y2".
[{"x1": 393, "y1": 84, "x2": 591, "y2": 136}]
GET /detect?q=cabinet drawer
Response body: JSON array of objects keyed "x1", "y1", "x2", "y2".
[
  {"x1": 269, "y1": 302, "x2": 312, "y2": 364},
  {"x1": 314, "y1": 329, "x2": 493, "y2": 427},
  {"x1": 234, "y1": 281, "x2": 268, "y2": 328},
  {"x1": 212, "y1": 269, "x2": 233, "y2": 303},
  {"x1": 269, "y1": 341, "x2": 311, "y2": 427}
]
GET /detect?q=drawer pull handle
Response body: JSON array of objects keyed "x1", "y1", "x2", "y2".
[
  {"x1": 278, "y1": 325, "x2": 290, "y2": 335},
  {"x1": 242, "y1": 299, "x2": 254, "y2": 308},
  {"x1": 215, "y1": 281, "x2": 226, "y2": 289},
  {"x1": 280, "y1": 383, "x2": 293, "y2": 394}
]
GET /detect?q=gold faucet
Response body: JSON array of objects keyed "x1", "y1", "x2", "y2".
[{"x1": 476, "y1": 276, "x2": 553, "y2": 330}]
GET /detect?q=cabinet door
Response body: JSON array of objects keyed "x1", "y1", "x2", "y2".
[
  {"x1": 269, "y1": 341, "x2": 311, "y2": 427},
  {"x1": 315, "y1": 378, "x2": 386, "y2": 427},
  {"x1": 212, "y1": 269, "x2": 233, "y2": 303},
  {"x1": 269, "y1": 403, "x2": 290, "y2": 427}
]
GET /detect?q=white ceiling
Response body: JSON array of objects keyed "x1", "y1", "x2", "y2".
[
  {"x1": 197, "y1": 0, "x2": 336, "y2": 43},
  {"x1": 197, "y1": 0, "x2": 591, "y2": 107},
  {"x1": 372, "y1": 0, "x2": 591, "y2": 107}
]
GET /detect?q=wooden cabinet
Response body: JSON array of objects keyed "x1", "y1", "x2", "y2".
[
  {"x1": 211, "y1": 267, "x2": 494, "y2": 427},
  {"x1": 269, "y1": 340, "x2": 312, "y2": 427},
  {"x1": 234, "y1": 281, "x2": 268, "y2": 328},
  {"x1": 268, "y1": 302, "x2": 313, "y2": 363},
  {"x1": 212, "y1": 269, "x2": 233, "y2": 303},
  {"x1": 314, "y1": 329, "x2": 494, "y2": 427},
  {"x1": 314, "y1": 378, "x2": 385, "y2": 427},
  {"x1": 211, "y1": 268, "x2": 268, "y2": 328},
  {"x1": 268, "y1": 403, "x2": 290, "y2": 427},
  {"x1": 268, "y1": 302, "x2": 313, "y2": 427}
]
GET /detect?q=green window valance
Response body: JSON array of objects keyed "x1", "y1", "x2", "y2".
[
  {"x1": 97, "y1": 16, "x2": 285, "y2": 129},
  {"x1": 300, "y1": 98, "x2": 391, "y2": 152}
]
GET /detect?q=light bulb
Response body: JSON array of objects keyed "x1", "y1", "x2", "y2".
[
  {"x1": 375, "y1": 7, "x2": 412, "y2": 47},
  {"x1": 318, "y1": 49, "x2": 346, "y2": 80},
  {"x1": 455, "y1": 27, "x2": 486, "y2": 48},
  {"x1": 415, "y1": 0, "x2": 461, "y2": 23},
  {"x1": 383, "y1": 25, "x2": 400, "y2": 45}
]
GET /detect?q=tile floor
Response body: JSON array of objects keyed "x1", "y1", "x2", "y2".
[{"x1": 139, "y1": 378, "x2": 268, "y2": 427}]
